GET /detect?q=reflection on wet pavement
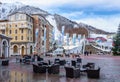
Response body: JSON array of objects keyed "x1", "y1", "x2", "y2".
[{"x1": 0, "y1": 55, "x2": 120, "y2": 82}]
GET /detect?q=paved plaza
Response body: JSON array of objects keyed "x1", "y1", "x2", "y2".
[{"x1": 0, "y1": 55, "x2": 120, "y2": 82}]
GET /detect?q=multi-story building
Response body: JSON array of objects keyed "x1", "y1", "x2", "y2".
[
  {"x1": 32, "y1": 14, "x2": 53, "y2": 56},
  {"x1": 0, "y1": 12, "x2": 53, "y2": 56},
  {"x1": 0, "y1": 12, "x2": 34, "y2": 56}
]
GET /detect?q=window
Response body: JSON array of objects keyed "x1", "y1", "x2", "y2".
[
  {"x1": 42, "y1": 41, "x2": 44, "y2": 45},
  {"x1": 9, "y1": 25, "x2": 11, "y2": 27},
  {"x1": 13, "y1": 45, "x2": 18, "y2": 53},
  {"x1": 21, "y1": 29, "x2": 23, "y2": 33},
  {"x1": 9, "y1": 30, "x2": 11, "y2": 34},
  {"x1": 42, "y1": 29, "x2": 44, "y2": 36},
  {"x1": 15, "y1": 25, "x2": 17, "y2": 27},
  {"x1": 21, "y1": 36, "x2": 23, "y2": 40},
  {"x1": 2, "y1": 30, "x2": 5, "y2": 34},
  {"x1": 15, "y1": 29, "x2": 17, "y2": 34},
  {"x1": 27, "y1": 37, "x2": 29, "y2": 40},
  {"x1": 15, "y1": 36, "x2": 17, "y2": 40},
  {"x1": 15, "y1": 14, "x2": 19, "y2": 20},
  {"x1": 21, "y1": 23, "x2": 23, "y2": 27}
]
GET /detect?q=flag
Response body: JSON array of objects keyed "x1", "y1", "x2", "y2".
[
  {"x1": 62, "y1": 26, "x2": 65, "y2": 45},
  {"x1": 52, "y1": 27, "x2": 55, "y2": 44},
  {"x1": 78, "y1": 34, "x2": 81, "y2": 43},
  {"x1": 44, "y1": 28, "x2": 46, "y2": 53},
  {"x1": 72, "y1": 33, "x2": 76, "y2": 46},
  {"x1": 66, "y1": 33, "x2": 69, "y2": 46}
]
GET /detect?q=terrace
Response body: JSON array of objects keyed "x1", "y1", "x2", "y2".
[{"x1": 0, "y1": 55, "x2": 120, "y2": 82}]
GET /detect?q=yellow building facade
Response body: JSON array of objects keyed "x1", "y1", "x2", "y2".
[{"x1": 0, "y1": 12, "x2": 34, "y2": 56}]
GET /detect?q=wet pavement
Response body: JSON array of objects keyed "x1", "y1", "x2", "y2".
[{"x1": 0, "y1": 55, "x2": 120, "y2": 82}]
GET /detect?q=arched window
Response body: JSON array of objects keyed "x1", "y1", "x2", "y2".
[
  {"x1": 13, "y1": 45, "x2": 18, "y2": 53},
  {"x1": 9, "y1": 30, "x2": 11, "y2": 34},
  {"x1": 21, "y1": 36, "x2": 23, "y2": 40}
]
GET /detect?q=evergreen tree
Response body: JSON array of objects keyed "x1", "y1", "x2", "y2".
[{"x1": 112, "y1": 24, "x2": 120, "y2": 56}]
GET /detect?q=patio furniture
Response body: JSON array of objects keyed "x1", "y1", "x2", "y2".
[
  {"x1": 37, "y1": 56, "x2": 43, "y2": 62},
  {"x1": 65, "y1": 66, "x2": 80, "y2": 78},
  {"x1": 54, "y1": 58, "x2": 60, "y2": 64},
  {"x1": 83, "y1": 62, "x2": 95, "y2": 69},
  {"x1": 2, "y1": 59, "x2": 9, "y2": 66},
  {"x1": 86, "y1": 67, "x2": 100, "y2": 78},
  {"x1": 71, "y1": 60, "x2": 76, "y2": 67},
  {"x1": 76, "y1": 58, "x2": 82, "y2": 67},
  {"x1": 77, "y1": 58, "x2": 82, "y2": 63},
  {"x1": 33, "y1": 64, "x2": 46, "y2": 73},
  {"x1": 48, "y1": 64, "x2": 60, "y2": 74},
  {"x1": 59, "y1": 60, "x2": 66, "y2": 66}
]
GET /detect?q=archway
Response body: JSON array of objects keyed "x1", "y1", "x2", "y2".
[
  {"x1": 13, "y1": 45, "x2": 18, "y2": 54},
  {"x1": 1, "y1": 39, "x2": 9, "y2": 58},
  {"x1": 21, "y1": 46, "x2": 25, "y2": 56},
  {"x1": 30, "y1": 46, "x2": 33, "y2": 54}
]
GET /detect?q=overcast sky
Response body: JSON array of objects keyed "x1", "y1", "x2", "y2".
[{"x1": 1, "y1": 0, "x2": 120, "y2": 32}]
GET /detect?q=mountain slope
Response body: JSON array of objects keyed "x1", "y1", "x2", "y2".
[
  {"x1": 0, "y1": 2, "x2": 24, "y2": 19},
  {"x1": 14, "y1": 5, "x2": 50, "y2": 16},
  {"x1": 54, "y1": 14, "x2": 113, "y2": 35},
  {"x1": 0, "y1": 2, "x2": 114, "y2": 36}
]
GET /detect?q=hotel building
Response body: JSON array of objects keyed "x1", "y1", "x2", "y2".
[{"x1": 0, "y1": 12, "x2": 53, "y2": 56}]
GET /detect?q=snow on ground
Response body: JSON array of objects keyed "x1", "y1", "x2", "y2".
[{"x1": 46, "y1": 15, "x2": 61, "y2": 40}]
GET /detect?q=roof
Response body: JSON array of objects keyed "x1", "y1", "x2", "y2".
[
  {"x1": 0, "y1": 34, "x2": 12, "y2": 39},
  {"x1": 8, "y1": 12, "x2": 33, "y2": 18},
  {"x1": 0, "y1": 20, "x2": 8, "y2": 22},
  {"x1": 95, "y1": 37, "x2": 107, "y2": 41},
  {"x1": 87, "y1": 38, "x2": 95, "y2": 41}
]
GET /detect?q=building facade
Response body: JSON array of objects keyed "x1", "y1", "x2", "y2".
[
  {"x1": 0, "y1": 12, "x2": 53, "y2": 56},
  {"x1": 0, "y1": 12, "x2": 34, "y2": 56},
  {"x1": 32, "y1": 14, "x2": 53, "y2": 56},
  {"x1": 0, "y1": 34, "x2": 11, "y2": 58}
]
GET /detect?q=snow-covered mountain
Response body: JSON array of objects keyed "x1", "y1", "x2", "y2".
[
  {"x1": 0, "y1": 2, "x2": 114, "y2": 37},
  {"x1": 0, "y1": 2, "x2": 24, "y2": 19},
  {"x1": 14, "y1": 5, "x2": 50, "y2": 16}
]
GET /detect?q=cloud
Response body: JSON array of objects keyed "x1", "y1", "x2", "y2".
[
  {"x1": 60, "y1": 11, "x2": 84, "y2": 20},
  {"x1": 76, "y1": 15, "x2": 120, "y2": 32},
  {"x1": 2, "y1": 0, "x2": 120, "y2": 10},
  {"x1": 1, "y1": 0, "x2": 120, "y2": 32}
]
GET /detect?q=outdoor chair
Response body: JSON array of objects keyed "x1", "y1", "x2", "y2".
[
  {"x1": 71, "y1": 60, "x2": 76, "y2": 67},
  {"x1": 83, "y1": 62, "x2": 95, "y2": 69},
  {"x1": 33, "y1": 64, "x2": 46, "y2": 73},
  {"x1": 54, "y1": 58, "x2": 60, "y2": 64},
  {"x1": 59, "y1": 60, "x2": 66, "y2": 66},
  {"x1": 76, "y1": 58, "x2": 82, "y2": 67},
  {"x1": 86, "y1": 67, "x2": 100, "y2": 78},
  {"x1": 2, "y1": 59, "x2": 9, "y2": 66},
  {"x1": 48, "y1": 64, "x2": 60, "y2": 74},
  {"x1": 65, "y1": 66, "x2": 80, "y2": 78},
  {"x1": 37, "y1": 56, "x2": 43, "y2": 62}
]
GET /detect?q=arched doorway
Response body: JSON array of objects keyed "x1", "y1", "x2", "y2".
[
  {"x1": 30, "y1": 46, "x2": 32, "y2": 54},
  {"x1": 1, "y1": 40, "x2": 8, "y2": 58},
  {"x1": 21, "y1": 46, "x2": 25, "y2": 56},
  {"x1": 13, "y1": 45, "x2": 18, "y2": 54}
]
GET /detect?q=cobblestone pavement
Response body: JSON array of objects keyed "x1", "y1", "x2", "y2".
[{"x1": 0, "y1": 55, "x2": 120, "y2": 82}]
